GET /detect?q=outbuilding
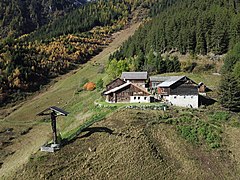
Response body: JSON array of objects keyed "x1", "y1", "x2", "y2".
[{"x1": 157, "y1": 76, "x2": 199, "y2": 108}]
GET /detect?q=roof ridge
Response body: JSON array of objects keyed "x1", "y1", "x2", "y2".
[{"x1": 104, "y1": 82, "x2": 150, "y2": 95}]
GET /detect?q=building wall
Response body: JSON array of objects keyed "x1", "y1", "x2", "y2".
[
  {"x1": 130, "y1": 96, "x2": 151, "y2": 103},
  {"x1": 171, "y1": 83, "x2": 198, "y2": 95},
  {"x1": 165, "y1": 95, "x2": 199, "y2": 108},
  {"x1": 106, "y1": 84, "x2": 150, "y2": 103},
  {"x1": 150, "y1": 81, "x2": 162, "y2": 89},
  {"x1": 158, "y1": 87, "x2": 170, "y2": 95},
  {"x1": 126, "y1": 79, "x2": 146, "y2": 88}
]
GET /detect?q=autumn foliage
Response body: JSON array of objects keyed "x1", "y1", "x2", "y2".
[{"x1": 83, "y1": 82, "x2": 96, "y2": 91}]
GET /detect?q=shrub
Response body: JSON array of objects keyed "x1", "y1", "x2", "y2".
[
  {"x1": 181, "y1": 61, "x2": 197, "y2": 72},
  {"x1": 209, "y1": 111, "x2": 230, "y2": 122},
  {"x1": 177, "y1": 125, "x2": 198, "y2": 143},
  {"x1": 96, "y1": 78, "x2": 104, "y2": 90},
  {"x1": 83, "y1": 82, "x2": 96, "y2": 91}
]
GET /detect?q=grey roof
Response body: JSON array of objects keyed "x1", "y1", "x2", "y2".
[
  {"x1": 157, "y1": 76, "x2": 186, "y2": 88},
  {"x1": 150, "y1": 76, "x2": 170, "y2": 82},
  {"x1": 121, "y1": 72, "x2": 148, "y2": 80}
]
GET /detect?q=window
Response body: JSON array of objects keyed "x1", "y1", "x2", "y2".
[
  {"x1": 184, "y1": 96, "x2": 186, "y2": 99},
  {"x1": 191, "y1": 96, "x2": 194, "y2": 99},
  {"x1": 138, "y1": 97, "x2": 140, "y2": 100},
  {"x1": 174, "y1": 96, "x2": 177, "y2": 99},
  {"x1": 134, "y1": 97, "x2": 136, "y2": 100},
  {"x1": 144, "y1": 97, "x2": 147, "y2": 100}
]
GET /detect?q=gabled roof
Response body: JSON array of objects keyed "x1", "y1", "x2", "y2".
[
  {"x1": 121, "y1": 72, "x2": 148, "y2": 80},
  {"x1": 157, "y1": 76, "x2": 186, "y2": 88},
  {"x1": 150, "y1": 76, "x2": 170, "y2": 82},
  {"x1": 104, "y1": 82, "x2": 131, "y2": 95},
  {"x1": 106, "y1": 78, "x2": 125, "y2": 87},
  {"x1": 104, "y1": 82, "x2": 150, "y2": 95}
]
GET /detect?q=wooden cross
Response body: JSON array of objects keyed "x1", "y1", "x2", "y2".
[{"x1": 37, "y1": 106, "x2": 69, "y2": 144}]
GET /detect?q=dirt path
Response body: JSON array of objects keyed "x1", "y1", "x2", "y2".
[{"x1": 0, "y1": 23, "x2": 140, "y2": 179}]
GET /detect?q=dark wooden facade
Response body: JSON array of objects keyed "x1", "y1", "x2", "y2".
[
  {"x1": 129, "y1": 79, "x2": 146, "y2": 84},
  {"x1": 106, "y1": 78, "x2": 125, "y2": 91},
  {"x1": 107, "y1": 84, "x2": 149, "y2": 103},
  {"x1": 158, "y1": 79, "x2": 198, "y2": 96}
]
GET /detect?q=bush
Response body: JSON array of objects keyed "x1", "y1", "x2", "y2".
[
  {"x1": 96, "y1": 78, "x2": 104, "y2": 90},
  {"x1": 83, "y1": 82, "x2": 96, "y2": 91},
  {"x1": 177, "y1": 125, "x2": 198, "y2": 143},
  {"x1": 206, "y1": 132, "x2": 221, "y2": 148},
  {"x1": 181, "y1": 61, "x2": 197, "y2": 72},
  {"x1": 209, "y1": 111, "x2": 230, "y2": 122}
]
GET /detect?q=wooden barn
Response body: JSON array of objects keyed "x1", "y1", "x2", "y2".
[
  {"x1": 104, "y1": 82, "x2": 151, "y2": 103},
  {"x1": 157, "y1": 76, "x2": 199, "y2": 108},
  {"x1": 105, "y1": 78, "x2": 125, "y2": 91},
  {"x1": 121, "y1": 72, "x2": 148, "y2": 88}
]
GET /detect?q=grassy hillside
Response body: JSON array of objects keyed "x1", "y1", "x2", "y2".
[
  {"x1": 11, "y1": 108, "x2": 240, "y2": 179},
  {"x1": 1, "y1": 21, "x2": 239, "y2": 179},
  {"x1": 0, "y1": 22, "x2": 141, "y2": 179},
  {"x1": 0, "y1": 0, "x2": 166, "y2": 107}
]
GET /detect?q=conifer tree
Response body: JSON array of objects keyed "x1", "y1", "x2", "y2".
[{"x1": 219, "y1": 73, "x2": 240, "y2": 111}]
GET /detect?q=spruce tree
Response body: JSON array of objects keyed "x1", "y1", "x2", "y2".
[{"x1": 219, "y1": 73, "x2": 240, "y2": 111}]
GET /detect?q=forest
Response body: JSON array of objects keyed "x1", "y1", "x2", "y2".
[
  {"x1": 1, "y1": 0, "x2": 239, "y2": 110},
  {"x1": 108, "y1": 0, "x2": 240, "y2": 111},
  {"x1": 0, "y1": 0, "x2": 88, "y2": 38},
  {"x1": 112, "y1": 0, "x2": 240, "y2": 61},
  {"x1": 0, "y1": 0, "x2": 172, "y2": 105}
]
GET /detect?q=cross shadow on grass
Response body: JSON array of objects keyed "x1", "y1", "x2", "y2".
[
  {"x1": 61, "y1": 127, "x2": 113, "y2": 146},
  {"x1": 79, "y1": 127, "x2": 113, "y2": 138}
]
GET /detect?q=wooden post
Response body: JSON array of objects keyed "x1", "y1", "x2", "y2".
[{"x1": 51, "y1": 112, "x2": 57, "y2": 144}]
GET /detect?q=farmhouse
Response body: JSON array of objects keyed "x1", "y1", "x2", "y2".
[
  {"x1": 121, "y1": 72, "x2": 148, "y2": 88},
  {"x1": 104, "y1": 82, "x2": 152, "y2": 103},
  {"x1": 157, "y1": 76, "x2": 199, "y2": 108},
  {"x1": 103, "y1": 72, "x2": 211, "y2": 108}
]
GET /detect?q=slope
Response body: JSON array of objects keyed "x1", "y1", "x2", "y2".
[
  {"x1": 12, "y1": 109, "x2": 240, "y2": 179},
  {"x1": 0, "y1": 22, "x2": 141, "y2": 179}
]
